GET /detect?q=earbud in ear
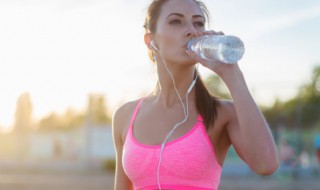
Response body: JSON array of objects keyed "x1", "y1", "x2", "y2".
[{"x1": 151, "y1": 40, "x2": 159, "y2": 52}]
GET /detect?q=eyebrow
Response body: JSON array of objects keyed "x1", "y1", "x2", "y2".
[{"x1": 166, "y1": 13, "x2": 204, "y2": 19}]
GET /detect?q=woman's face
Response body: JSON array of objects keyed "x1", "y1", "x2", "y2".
[{"x1": 154, "y1": 0, "x2": 206, "y2": 65}]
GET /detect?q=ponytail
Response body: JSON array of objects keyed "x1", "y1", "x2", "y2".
[{"x1": 195, "y1": 73, "x2": 220, "y2": 131}]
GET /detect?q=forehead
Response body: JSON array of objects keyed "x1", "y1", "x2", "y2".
[{"x1": 159, "y1": 0, "x2": 204, "y2": 19}]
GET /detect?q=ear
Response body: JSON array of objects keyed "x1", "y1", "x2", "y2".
[{"x1": 144, "y1": 33, "x2": 155, "y2": 51}]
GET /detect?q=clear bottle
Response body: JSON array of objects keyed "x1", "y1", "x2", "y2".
[{"x1": 187, "y1": 35, "x2": 245, "y2": 64}]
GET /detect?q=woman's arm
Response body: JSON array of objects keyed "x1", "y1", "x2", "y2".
[
  {"x1": 221, "y1": 64, "x2": 279, "y2": 175},
  {"x1": 112, "y1": 104, "x2": 134, "y2": 190},
  {"x1": 186, "y1": 30, "x2": 279, "y2": 175}
]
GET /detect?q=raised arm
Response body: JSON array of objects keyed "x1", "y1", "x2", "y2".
[
  {"x1": 221, "y1": 64, "x2": 279, "y2": 175},
  {"x1": 186, "y1": 30, "x2": 279, "y2": 175}
]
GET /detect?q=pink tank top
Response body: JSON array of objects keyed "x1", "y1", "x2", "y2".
[{"x1": 122, "y1": 98, "x2": 222, "y2": 190}]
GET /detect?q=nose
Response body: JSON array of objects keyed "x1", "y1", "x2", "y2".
[
  {"x1": 185, "y1": 24, "x2": 197, "y2": 39},
  {"x1": 186, "y1": 32, "x2": 194, "y2": 38}
]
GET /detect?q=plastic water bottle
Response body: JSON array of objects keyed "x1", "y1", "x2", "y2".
[{"x1": 187, "y1": 35, "x2": 245, "y2": 64}]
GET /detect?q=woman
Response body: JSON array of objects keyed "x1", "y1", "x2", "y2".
[{"x1": 112, "y1": 0, "x2": 279, "y2": 189}]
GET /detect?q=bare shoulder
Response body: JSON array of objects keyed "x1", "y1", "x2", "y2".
[
  {"x1": 113, "y1": 99, "x2": 139, "y2": 123},
  {"x1": 112, "y1": 99, "x2": 142, "y2": 145}
]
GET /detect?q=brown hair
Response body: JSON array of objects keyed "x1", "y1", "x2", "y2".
[{"x1": 143, "y1": 0, "x2": 219, "y2": 131}]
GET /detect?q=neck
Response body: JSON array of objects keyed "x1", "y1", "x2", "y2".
[{"x1": 153, "y1": 59, "x2": 197, "y2": 109}]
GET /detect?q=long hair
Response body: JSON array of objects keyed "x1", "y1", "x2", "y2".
[{"x1": 143, "y1": 0, "x2": 219, "y2": 131}]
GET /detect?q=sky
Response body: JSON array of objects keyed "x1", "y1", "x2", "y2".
[{"x1": 0, "y1": 0, "x2": 320, "y2": 131}]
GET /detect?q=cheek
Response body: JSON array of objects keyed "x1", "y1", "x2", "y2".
[
  {"x1": 159, "y1": 33, "x2": 179, "y2": 50},
  {"x1": 156, "y1": 25, "x2": 180, "y2": 50},
  {"x1": 158, "y1": 36, "x2": 181, "y2": 59}
]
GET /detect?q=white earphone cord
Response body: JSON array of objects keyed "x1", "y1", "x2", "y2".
[{"x1": 154, "y1": 50, "x2": 198, "y2": 190}]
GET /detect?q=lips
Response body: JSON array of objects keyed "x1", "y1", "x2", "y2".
[{"x1": 183, "y1": 43, "x2": 188, "y2": 49}]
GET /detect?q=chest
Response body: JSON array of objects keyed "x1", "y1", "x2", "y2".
[
  {"x1": 122, "y1": 126, "x2": 221, "y2": 183},
  {"x1": 131, "y1": 108, "x2": 200, "y2": 146}
]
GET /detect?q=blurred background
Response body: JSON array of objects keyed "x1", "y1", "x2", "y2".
[{"x1": 0, "y1": 0, "x2": 320, "y2": 189}]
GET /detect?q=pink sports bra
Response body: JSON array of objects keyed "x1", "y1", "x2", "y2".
[{"x1": 122, "y1": 98, "x2": 222, "y2": 190}]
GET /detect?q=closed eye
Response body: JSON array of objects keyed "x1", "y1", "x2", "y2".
[
  {"x1": 169, "y1": 19, "x2": 181, "y2": 25},
  {"x1": 194, "y1": 21, "x2": 205, "y2": 27}
]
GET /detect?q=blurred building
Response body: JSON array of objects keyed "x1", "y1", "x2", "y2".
[{"x1": 28, "y1": 124, "x2": 115, "y2": 160}]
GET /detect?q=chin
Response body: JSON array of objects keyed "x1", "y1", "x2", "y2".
[
  {"x1": 165, "y1": 53, "x2": 197, "y2": 65},
  {"x1": 182, "y1": 56, "x2": 198, "y2": 65},
  {"x1": 175, "y1": 59, "x2": 197, "y2": 66}
]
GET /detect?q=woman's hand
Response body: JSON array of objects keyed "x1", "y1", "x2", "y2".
[{"x1": 185, "y1": 30, "x2": 239, "y2": 77}]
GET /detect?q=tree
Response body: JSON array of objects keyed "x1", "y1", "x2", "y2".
[
  {"x1": 300, "y1": 66, "x2": 320, "y2": 97},
  {"x1": 14, "y1": 92, "x2": 33, "y2": 132},
  {"x1": 204, "y1": 74, "x2": 231, "y2": 99},
  {"x1": 13, "y1": 92, "x2": 33, "y2": 159},
  {"x1": 86, "y1": 94, "x2": 111, "y2": 125},
  {"x1": 263, "y1": 65, "x2": 320, "y2": 129},
  {"x1": 37, "y1": 112, "x2": 61, "y2": 130},
  {"x1": 37, "y1": 108, "x2": 85, "y2": 131}
]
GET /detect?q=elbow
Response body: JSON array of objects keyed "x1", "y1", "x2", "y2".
[
  {"x1": 254, "y1": 144, "x2": 280, "y2": 176},
  {"x1": 255, "y1": 158, "x2": 280, "y2": 176},
  {"x1": 257, "y1": 165, "x2": 279, "y2": 176}
]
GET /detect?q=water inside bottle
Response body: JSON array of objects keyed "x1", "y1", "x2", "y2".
[
  {"x1": 220, "y1": 37, "x2": 245, "y2": 63},
  {"x1": 188, "y1": 35, "x2": 245, "y2": 63},
  {"x1": 200, "y1": 36, "x2": 220, "y2": 61}
]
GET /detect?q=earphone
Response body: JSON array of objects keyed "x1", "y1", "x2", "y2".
[
  {"x1": 151, "y1": 39, "x2": 198, "y2": 190},
  {"x1": 151, "y1": 39, "x2": 196, "y2": 93},
  {"x1": 151, "y1": 40, "x2": 159, "y2": 52}
]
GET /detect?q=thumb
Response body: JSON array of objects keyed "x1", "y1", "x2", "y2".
[{"x1": 186, "y1": 50, "x2": 208, "y2": 66}]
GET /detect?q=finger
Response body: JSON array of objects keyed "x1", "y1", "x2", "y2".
[
  {"x1": 207, "y1": 30, "x2": 224, "y2": 35},
  {"x1": 186, "y1": 50, "x2": 200, "y2": 61},
  {"x1": 186, "y1": 50, "x2": 198, "y2": 59},
  {"x1": 202, "y1": 30, "x2": 215, "y2": 36},
  {"x1": 186, "y1": 50, "x2": 208, "y2": 65},
  {"x1": 197, "y1": 31, "x2": 210, "y2": 37},
  {"x1": 202, "y1": 30, "x2": 224, "y2": 37},
  {"x1": 194, "y1": 30, "x2": 215, "y2": 37},
  {"x1": 216, "y1": 31, "x2": 225, "y2": 35},
  {"x1": 195, "y1": 31, "x2": 203, "y2": 38}
]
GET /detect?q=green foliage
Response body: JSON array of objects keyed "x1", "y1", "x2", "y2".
[
  {"x1": 300, "y1": 66, "x2": 320, "y2": 98},
  {"x1": 87, "y1": 94, "x2": 112, "y2": 125},
  {"x1": 103, "y1": 157, "x2": 116, "y2": 172},
  {"x1": 36, "y1": 94, "x2": 112, "y2": 131},
  {"x1": 14, "y1": 92, "x2": 33, "y2": 131},
  {"x1": 37, "y1": 109, "x2": 85, "y2": 131},
  {"x1": 263, "y1": 65, "x2": 320, "y2": 129},
  {"x1": 204, "y1": 74, "x2": 231, "y2": 99}
]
